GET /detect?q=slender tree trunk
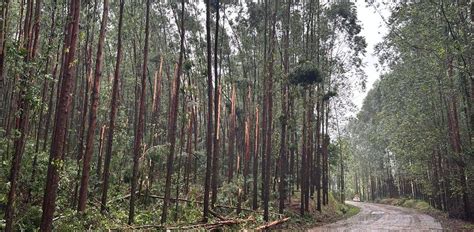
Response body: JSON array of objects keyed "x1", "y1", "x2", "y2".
[
  {"x1": 78, "y1": 0, "x2": 108, "y2": 212},
  {"x1": 321, "y1": 101, "x2": 329, "y2": 205},
  {"x1": 100, "y1": 0, "x2": 123, "y2": 214},
  {"x1": 305, "y1": 90, "x2": 313, "y2": 210},
  {"x1": 96, "y1": 125, "x2": 106, "y2": 178},
  {"x1": 288, "y1": 102, "x2": 294, "y2": 199},
  {"x1": 252, "y1": 106, "x2": 259, "y2": 210},
  {"x1": 5, "y1": 0, "x2": 41, "y2": 229},
  {"x1": 42, "y1": 52, "x2": 59, "y2": 152},
  {"x1": 28, "y1": 0, "x2": 57, "y2": 202},
  {"x1": 301, "y1": 90, "x2": 307, "y2": 215},
  {"x1": 161, "y1": 0, "x2": 185, "y2": 223},
  {"x1": 446, "y1": 55, "x2": 471, "y2": 220},
  {"x1": 147, "y1": 57, "x2": 163, "y2": 197},
  {"x1": 0, "y1": 0, "x2": 10, "y2": 83},
  {"x1": 174, "y1": 98, "x2": 187, "y2": 221},
  {"x1": 263, "y1": 0, "x2": 277, "y2": 222},
  {"x1": 227, "y1": 85, "x2": 236, "y2": 182},
  {"x1": 242, "y1": 86, "x2": 251, "y2": 201},
  {"x1": 261, "y1": 0, "x2": 268, "y2": 205},
  {"x1": 211, "y1": 1, "x2": 220, "y2": 207},
  {"x1": 278, "y1": 0, "x2": 290, "y2": 214},
  {"x1": 74, "y1": 8, "x2": 94, "y2": 204},
  {"x1": 333, "y1": 104, "x2": 345, "y2": 203},
  {"x1": 129, "y1": 0, "x2": 150, "y2": 224},
  {"x1": 203, "y1": 0, "x2": 213, "y2": 223},
  {"x1": 315, "y1": 0, "x2": 322, "y2": 211},
  {"x1": 40, "y1": 0, "x2": 81, "y2": 230},
  {"x1": 184, "y1": 107, "x2": 194, "y2": 195}
]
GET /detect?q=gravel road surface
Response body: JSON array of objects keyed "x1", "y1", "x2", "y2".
[{"x1": 309, "y1": 201, "x2": 443, "y2": 232}]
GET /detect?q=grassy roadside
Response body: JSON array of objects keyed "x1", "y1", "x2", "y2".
[
  {"x1": 377, "y1": 198, "x2": 474, "y2": 231},
  {"x1": 270, "y1": 193, "x2": 360, "y2": 230}
]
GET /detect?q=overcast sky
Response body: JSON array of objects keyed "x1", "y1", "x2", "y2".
[{"x1": 351, "y1": 1, "x2": 390, "y2": 111}]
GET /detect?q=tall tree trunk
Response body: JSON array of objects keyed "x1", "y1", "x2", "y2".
[
  {"x1": 173, "y1": 96, "x2": 187, "y2": 221},
  {"x1": 227, "y1": 85, "x2": 236, "y2": 182},
  {"x1": 69, "y1": 0, "x2": 94, "y2": 205},
  {"x1": 315, "y1": 0, "x2": 322, "y2": 211},
  {"x1": 147, "y1": 57, "x2": 164, "y2": 196},
  {"x1": 5, "y1": 0, "x2": 41, "y2": 230},
  {"x1": 40, "y1": 0, "x2": 81, "y2": 230},
  {"x1": 100, "y1": 0, "x2": 124, "y2": 214},
  {"x1": 289, "y1": 97, "x2": 296, "y2": 200},
  {"x1": 29, "y1": 0, "x2": 57, "y2": 203},
  {"x1": 263, "y1": 0, "x2": 277, "y2": 222},
  {"x1": 252, "y1": 106, "x2": 259, "y2": 210},
  {"x1": 78, "y1": 0, "x2": 108, "y2": 212},
  {"x1": 74, "y1": 3, "x2": 94, "y2": 205},
  {"x1": 42, "y1": 51, "x2": 59, "y2": 152},
  {"x1": 278, "y1": 0, "x2": 290, "y2": 214},
  {"x1": 333, "y1": 105, "x2": 345, "y2": 203},
  {"x1": 96, "y1": 125, "x2": 106, "y2": 178},
  {"x1": 321, "y1": 97, "x2": 327, "y2": 205},
  {"x1": 211, "y1": 1, "x2": 220, "y2": 207},
  {"x1": 301, "y1": 90, "x2": 308, "y2": 215},
  {"x1": 129, "y1": 0, "x2": 150, "y2": 224},
  {"x1": 0, "y1": 0, "x2": 10, "y2": 83},
  {"x1": 184, "y1": 106, "x2": 194, "y2": 195},
  {"x1": 242, "y1": 85, "x2": 251, "y2": 201},
  {"x1": 203, "y1": 0, "x2": 213, "y2": 222},
  {"x1": 161, "y1": 0, "x2": 185, "y2": 223},
  {"x1": 305, "y1": 90, "x2": 313, "y2": 210},
  {"x1": 446, "y1": 55, "x2": 471, "y2": 220}
]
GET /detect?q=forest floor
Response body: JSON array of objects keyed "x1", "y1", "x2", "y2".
[{"x1": 376, "y1": 198, "x2": 474, "y2": 231}]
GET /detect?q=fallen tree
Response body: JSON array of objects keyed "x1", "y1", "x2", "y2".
[
  {"x1": 255, "y1": 217, "x2": 290, "y2": 230},
  {"x1": 167, "y1": 217, "x2": 253, "y2": 230},
  {"x1": 108, "y1": 192, "x2": 284, "y2": 216}
]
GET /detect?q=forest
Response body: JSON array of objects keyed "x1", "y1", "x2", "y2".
[{"x1": 0, "y1": 0, "x2": 472, "y2": 231}]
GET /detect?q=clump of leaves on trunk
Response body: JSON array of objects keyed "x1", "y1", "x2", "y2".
[{"x1": 289, "y1": 61, "x2": 322, "y2": 86}]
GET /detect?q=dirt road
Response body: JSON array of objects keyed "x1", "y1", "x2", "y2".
[{"x1": 310, "y1": 201, "x2": 443, "y2": 232}]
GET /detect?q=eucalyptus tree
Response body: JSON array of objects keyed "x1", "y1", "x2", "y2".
[
  {"x1": 161, "y1": 0, "x2": 186, "y2": 224},
  {"x1": 346, "y1": 1, "x2": 472, "y2": 220},
  {"x1": 40, "y1": 0, "x2": 81, "y2": 230},
  {"x1": 203, "y1": 0, "x2": 213, "y2": 222},
  {"x1": 78, "y1": 0, "x2": 109, "y2": 213},
  {"x1": 101, "y1": 0, "x2": 125, "y2": 214},
  {"x1": 4, "y1": 0, "x2": 42, "y2": 230}
]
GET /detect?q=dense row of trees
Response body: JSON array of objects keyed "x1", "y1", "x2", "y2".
[
  {"x1": 344, "y1": 1, "x2": 473, "y2": 221},
  {"x1": 1, "y1": 0, "x2": 366, "y2": 230}
]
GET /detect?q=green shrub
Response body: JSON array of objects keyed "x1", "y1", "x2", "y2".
[
  {"x1": 414, "y1": 201, "x2": 431, "y2": 211},
  {"x1": 402, "y1": 199, "x2": 416, "y2": 208}
]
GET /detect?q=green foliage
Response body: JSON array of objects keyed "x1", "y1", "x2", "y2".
[
  {"x1": 16, "y1": 206, "x2": 42, "y2": 231},
  {"x1": 53, "y1": 209, "x2": 111, "y2": 231},
  {"x1": 289, "y1": 61, "x2": 322, "y2": 86},
  {"x1": 146, "y1": 144, "x2": 169, "y2": 163},
  {"x1": 183, "y1": 60, "x2": 193, "y2": 73}
]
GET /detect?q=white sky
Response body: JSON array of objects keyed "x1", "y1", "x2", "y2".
[{"x1": 352, "y1": 1, "x2": 390, "y2": 111}]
